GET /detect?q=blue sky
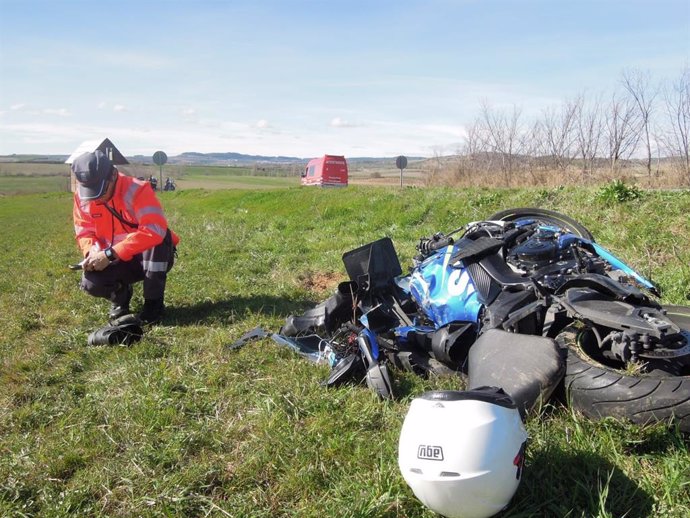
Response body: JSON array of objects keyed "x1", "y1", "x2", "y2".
[{"x1": 1, "y1": 0, "x2": 688, "y2": 157}]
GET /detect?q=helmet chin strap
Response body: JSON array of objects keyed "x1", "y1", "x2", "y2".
[{"x1": 96, "y1": 171, "x2": 118, "y2": 205}]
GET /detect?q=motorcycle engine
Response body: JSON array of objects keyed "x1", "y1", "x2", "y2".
[{"x1": 508, "y1": 229, "x2": 563, "y2": 271}]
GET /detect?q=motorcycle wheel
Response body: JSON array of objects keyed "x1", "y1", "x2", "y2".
[
  {"x1": 487, "y1": 207, "x2": 595, "y2": 241},
  {"x1": 556, "y1": 323, "x2": 690, "y2": 433}
]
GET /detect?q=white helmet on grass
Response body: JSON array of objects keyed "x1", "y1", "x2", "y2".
[{"x1": 398, "y1": 387, "x2": 528, "y2": 518}]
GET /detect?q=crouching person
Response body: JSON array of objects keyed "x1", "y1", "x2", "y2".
[{"x1": 72, "y1": 151, "x2": 180, "y2": 325}]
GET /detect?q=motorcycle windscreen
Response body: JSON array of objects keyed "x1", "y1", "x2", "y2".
[
  {"x1": 408, "y1": 245, "x2": 483, "y2": 327},
  {"x1": 342, "y1": 237, "x2": 402, "y2": 292}
]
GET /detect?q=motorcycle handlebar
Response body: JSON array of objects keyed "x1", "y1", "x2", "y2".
[{"x1": 416, "y1": 233, "x2": 454, "y2": 255}]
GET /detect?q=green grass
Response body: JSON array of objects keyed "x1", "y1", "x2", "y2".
[
  {"x1": 178, "y1": 173, "x2": 299, "y2": 190},
  {"x1": 0, "y1": 174, "x2": 71, "y2": 194},
  {"x1": 0, "y1": 164, "x2": 299, "y2": 194},
  {"x1": 0, "y1": 186, "x2": 689, "y2": 517}
]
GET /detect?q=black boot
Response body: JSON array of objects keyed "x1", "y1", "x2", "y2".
[
  {"x1": 109, "y1": 284, "x2": 133, "y2": 322},
  {"x1": 139, "y1": 298, "x2": 165, "y2": 325}
]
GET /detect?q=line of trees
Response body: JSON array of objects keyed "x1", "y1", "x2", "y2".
[{"x1": 449, "y1": 67, "x2": 690, "y2": 186}]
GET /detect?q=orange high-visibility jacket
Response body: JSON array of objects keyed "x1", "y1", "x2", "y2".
[{"x1": 73, "y1": 172, "x2": 180, "y2": 261}]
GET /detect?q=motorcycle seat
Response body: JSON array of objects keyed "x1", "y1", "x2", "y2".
[{"x1": 468, "y1": 329, "x2": 565, "y2": 417}]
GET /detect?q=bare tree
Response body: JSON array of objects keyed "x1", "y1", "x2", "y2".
[
  {"x1": 479, "y1": 101, "x2": 525, "y2": 184},
  {"x1": 522, "y1": 118, "x2": 548, "y2": 184},
  {"x1": 539, "y1": 98, "x2": 579, "y2": 172},
  {"x1": 463, "y1": 116, "x2": 488, "y2": 157},
  {"x1": 461, "y1": 116, "x2": 490, "y2": 179},
  {"x1": 527, "y1": 117, "x2": 547, "y2": 164},
  {"x1": 621, "y1": 69, "x2": 658, "y2": 176},
  {"x1": 604, "y1": 92, "x2": 642, "y2": 174},
  {"x1": 660, "y1": 66, "x2": 690, "y2": 183},
  {"x1": 574, "y1": 92, "x2": 603, "y2": 178}
]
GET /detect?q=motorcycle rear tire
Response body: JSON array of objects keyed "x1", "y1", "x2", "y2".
[
  {"x1": 487, "y1": 207, "x2": 594, "y2": 241},
  {"x1": 557, "y1": 326, "x2": 690, "y2": 433}
]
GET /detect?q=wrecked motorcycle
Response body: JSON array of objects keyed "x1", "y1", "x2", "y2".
[{"x1": 265, "y1": 208, "x2": 690, "y2": 432}]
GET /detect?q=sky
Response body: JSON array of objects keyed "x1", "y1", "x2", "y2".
[{"x1": 0, "y1": 0, "x2": 688, "y2": 158}]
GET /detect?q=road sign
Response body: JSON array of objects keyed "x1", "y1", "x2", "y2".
[
  {"x1": 152, "y1": 151, "x2": 168, "y2": 188},
  {"x1": 152, "y1": 151, "x2": 168, "y2": 166},
  {"x1": 396, "y1": 155, "x2": 408, "y2": 187}
]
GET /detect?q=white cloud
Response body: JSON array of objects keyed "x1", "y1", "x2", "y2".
[
  {"x1": 43, "y1": 108, "x2": 71, "y2": 117},
  {"x1": 330, "y1": 116, "x2": 358, "y2": 128},
  {"x1": 419, "y1": 123, "x2": 466, "y2": 139},
  {"x1": 256, "y1": 119, "x2": 270, "y2": 129},
  {"x1": 181, "y1": 108, "x2": 196, "y2": 117},
  {"x1": 0, "y1": 115, "x2": 468, "y2": 158},
  {"x1": 10, "y1": 103, "x2": 26, "y2": 111},
  {"x1": 98, "y1": 102, "x2": 107, "y2": 109},
  {"x1": 113, "y1": 104, "x2": 128, "y2": 112}
]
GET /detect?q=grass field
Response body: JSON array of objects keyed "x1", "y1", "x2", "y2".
[
  {"x1": 0, "y1": 164, "x2": 300, "y2": 195},
  {"x1": 0, "y1": 162, "x2": 421, "y2": 194},
  {"x1": 177, "y1": 174, "x2": 299, "y2": 190},
  {"x1": 0, "y1": 184, "x2": 689, "y2": 517}
]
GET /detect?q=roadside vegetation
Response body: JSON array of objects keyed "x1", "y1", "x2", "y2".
[
  {"x1": 422, "y1": 67, "x2": 690, "y2": 189},
  {"x1": 1, "y1": 184, "x2": 689, "y2": 517}
]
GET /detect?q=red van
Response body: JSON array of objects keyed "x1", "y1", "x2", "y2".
[{"x1": 301, "y1": 155, "x2": 348, "y2": 187}]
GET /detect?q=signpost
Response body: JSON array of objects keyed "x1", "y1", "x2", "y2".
[
  {"x1": 152, "y1": 150, "x2": 168, "y2": 188},
  {"x1": 396, "y1": 155, "x2": 408, "y2": 187}
]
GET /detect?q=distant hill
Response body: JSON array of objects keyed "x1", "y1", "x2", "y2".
[
  {"x1": 0, "y1": 154, "x2": 69, "y2": 164},
  {"x1": 167, "y1": 152, "x2": 305, "y2": 165}
]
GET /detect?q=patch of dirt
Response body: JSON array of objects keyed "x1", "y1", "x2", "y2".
[{"x1": 297, "y1": 271, "x2": 344, "y2": 293}]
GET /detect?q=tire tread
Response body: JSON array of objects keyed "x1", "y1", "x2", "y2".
[{"x1": 557, "y1": 328, "x2": 690, "y2": 432}]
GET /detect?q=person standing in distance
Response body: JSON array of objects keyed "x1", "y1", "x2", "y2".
[{"x1": 72, "y1": 150, "x2": 179, "y2": 325}]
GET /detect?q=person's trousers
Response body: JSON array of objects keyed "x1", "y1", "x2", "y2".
[{"x1": 81, "y1": 230, "x2": 175, "y2": 302}]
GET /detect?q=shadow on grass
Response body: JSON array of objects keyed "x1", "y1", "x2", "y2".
[
  {"x1": 163, "y1": 295, "x2": 317, "y2": 326},
  {"x1": 505, "y1": 447, "x2": 653, "y2": 517}
]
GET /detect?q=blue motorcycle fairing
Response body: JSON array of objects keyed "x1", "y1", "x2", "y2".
[
  {"x1": 407, "y1": 244, "x2": 483, "y2": 328},
  {"x1": 591, "y1": 242, "x2": 657, "y2": 291},
  {"x1": 394, "y1": 324, "x2": 436, "y2": 346},
  {"x1": 359, "y1": 324, "x2": 380, "y2": 360}
]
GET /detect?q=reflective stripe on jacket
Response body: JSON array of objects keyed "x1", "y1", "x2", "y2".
[{"x1": 73, "y1": 172, "x2": 180, "y2": 261}]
